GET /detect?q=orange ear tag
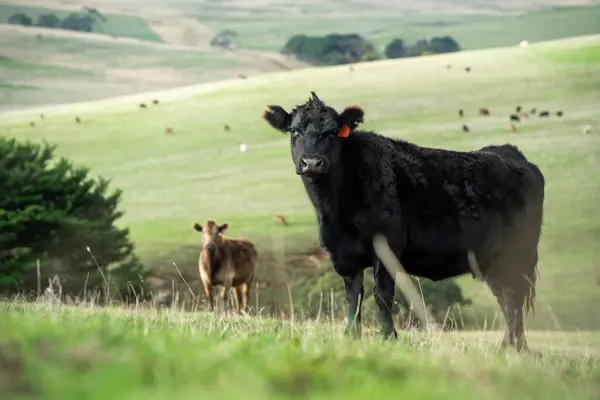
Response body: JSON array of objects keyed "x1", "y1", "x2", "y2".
[{"x1": 337, "y1": 125, "x2": 350, "y2": 138}]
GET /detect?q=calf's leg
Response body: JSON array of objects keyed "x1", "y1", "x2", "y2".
[
  {"x1": 239, "y1": 282, "x2": 250, "y2": 314},
  {"x1": 374, "y1": 260, "x2": 398, "y2": 339},
  {"x1": 202, "y1": 281, "x2": 214, "y2": 312},
  {"x1": 220, "y1": 285, "x2": 232, "y2": 315},
  {"x1": 232, "y1": 286, "x2": 242, "y2": 315},
  {"x1": 342, "y1": 270, "x2": 364, "y2": 338}
]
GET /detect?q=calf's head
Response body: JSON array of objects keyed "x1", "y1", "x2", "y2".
[
  {"x1": 262, "y1": 91, "x2": 364, "y2": 177},
  {"x1": 192, "y1": 220, "x2": 228, "y2": 252}
]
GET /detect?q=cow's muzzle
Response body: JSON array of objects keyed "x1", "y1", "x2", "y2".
[{"x1": 297, "y1": 156, "x2": 328, "y2": 176}]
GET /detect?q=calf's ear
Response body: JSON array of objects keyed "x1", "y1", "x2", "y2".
[
  {"x1": 336, "y1": 105, "x2": 364, "y2": 131},
  {"x1": 263, "y1": 105, "x2": 291, "y2": 133},
  {"x1": 193, "y1": 223, "x2": 203, "y2": 232},
  {"x1": 218, "y1": 223, "x2": 229, "y2": 234}
]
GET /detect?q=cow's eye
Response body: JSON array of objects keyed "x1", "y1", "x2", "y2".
[{"x1": 289, "y1": 128, "x2": 300, "y2": 136}]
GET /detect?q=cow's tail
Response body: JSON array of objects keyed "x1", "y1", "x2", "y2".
[{"x1": 523, "y1": 251, "x2": 539, "y2": 317}]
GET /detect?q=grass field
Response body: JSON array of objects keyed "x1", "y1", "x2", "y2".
[
  {"x1": 1, "y1": 34, "x2": 599, "y2": 332},
  {"x1": 1, "y1": 302, "x2": 599, "y2": 399},
  {"x1": 0, "y1": 3, "x2": 162, "y2": 42}
]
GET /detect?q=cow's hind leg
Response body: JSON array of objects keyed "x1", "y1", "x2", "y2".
[
  {"x1": 487, "y1": 254, "x2": 537, "y2": 352},
  {"x1": 343, "y1": 270, "x2": 365, "y2": 338},
  {"x1": 374, "y1": 260, "x2": 398, "y2": 339}
]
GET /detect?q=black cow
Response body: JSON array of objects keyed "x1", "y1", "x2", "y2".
[
  {"x1": 539, "y1": 111, "x2": 550, "y2": 117},
  {"x1": 458, "y1": 109, "x2": 464, "y2": 118},
  {"x1": 509, "y1": 114, "x2": 520, "y2": 122},
  {"x1": 263, "y1": 92, "x2": 545, "y2": 351}
]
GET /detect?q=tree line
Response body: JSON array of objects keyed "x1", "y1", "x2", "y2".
[
  {"x1": 281, "y1": 33, "x2": 461, "y2": 66},
  {"x1": 6, "y1": 7, "x2": 106, "y2": 33}
]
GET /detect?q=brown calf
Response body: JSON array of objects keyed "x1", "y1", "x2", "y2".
[{"x1": 193, "y1": 220, "x2": 257, "y2": 314}]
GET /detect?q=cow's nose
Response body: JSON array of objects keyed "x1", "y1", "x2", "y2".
[{"x1": 300, "y1": 157, "x2": 324, "y2": 173}]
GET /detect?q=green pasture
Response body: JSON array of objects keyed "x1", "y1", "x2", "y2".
[{"x1": 1, "y1": 36, "x2": 599, "y2": 331}]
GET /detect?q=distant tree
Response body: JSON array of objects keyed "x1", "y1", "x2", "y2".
[
  {"x1": 60, "y1": 12, "x2": 97, "y2": 33},
  {"x1": 210, "y1": 29, "x2": 238, "y2": 49},
  {"x1": 429, "y1": 35, "x2": 461, "y2": 53},
  {"x1": 402, "y1": 35, "x2": 462, "y2": 58},
  {"x1": 36, "y1": 13, "x2": 60, "y2": 29},
  {"x1": 282, "y1": 33, "x2": 379, "y2": 66},
  {"x1": 0, "y1": 135, "x2": 148, "y2": 298},
  {"x1": 405, "y1": 38, "x2": 431, "y2": 57},
  {"x1": 7, "y1": 13, "x2": 33, "y2": 27},
  {"x1": 384, "y1": 38, "x2": 406, "y2": 59}
]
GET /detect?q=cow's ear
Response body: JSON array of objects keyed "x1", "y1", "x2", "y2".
[
  {"x1": 263, "y1": 105, "x2": 291, "y2": 133},
  {"x1": 218, "y1": 223, "x2": 229, "y2": 234},
  {"x1": 193, "y1": 223, "x2": 203, "y2": 232},
  {"x1": 336, "y1": 105, "x2": 364, "y2": 132}
]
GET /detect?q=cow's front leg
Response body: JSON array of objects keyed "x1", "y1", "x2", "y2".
[
  {"x1": 374, "y1": 260, "x2": 398, "y2": 339},
  {"x1": 342, "y1": 270, "x2": 364, "y2": 338}
]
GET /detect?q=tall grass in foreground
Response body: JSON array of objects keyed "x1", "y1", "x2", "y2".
[{"x1": 1, "y1": 298, "x2": 600, "y2": 400}]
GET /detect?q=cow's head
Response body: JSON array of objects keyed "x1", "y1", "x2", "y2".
[
  {"x1": 193, "y1": 220, "x2": 228, "y2": 252},
  {"x1": 263, "y1": 91, "x2": 364, "y2": 177}
]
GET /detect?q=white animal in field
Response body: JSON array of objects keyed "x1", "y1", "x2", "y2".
[
  {"x1": 240, "y1": 143, "x2": 247, "y2": 152},
  {"x1": 583, "y1": 125, "x2": 592, "y2": 135},
  {"x1": 519, "y1": 40, "x2": 529, "y2": 47}
]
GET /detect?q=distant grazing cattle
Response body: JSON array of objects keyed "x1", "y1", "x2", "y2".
[
  {"x1": 530, "y1": 108, "x2": 536, "y2": 115},
  {"x1": 139, "y1": 103, "x2": 147, "y2": 109},
  {"x1": 237, "y1": 74, "x2": 247, "y2": 79},
  {"x1": 508, "y1": 123, "x2": 516, "y2": 132},
  {"x1": 165, "y1": 127, "x2": 173, "y2": 135},
  {"x1": 458, "y1": 109, "x2": 464, "y2": 118},
  {"x1": 518, "y1": 111, "x2": 529, "y2": 119},
  {"x1": 40, "y1": 113, "x2": 45, "y2": 119},
  {"x1": 75, "y1": 116, "x2": 81, "y2": 124},
  {"x1": 556, "y1": 111, "x2": 563, "y2": 117},
  {"x1": 516, "y1": 106, "x2": 522, "y2": 113},
  {"x1": 478, "y1": 107, "x2": 490, "y2": 116},
  {"x1": 152, "y1": 99, "x2": 160, "y2": 105},
  {"x1": 29, "y1": 121, "x2": 35, "y2": 127},
  {"x1": 446, "y1": 64, "x2": 452, "y2": 70},
  {"x1": 465, "y1": 66, "x2": 471, "y2": 72},
  {"x1": 462, "y1": 124, "x2": 470, "y2": 132},
  {"x1": 510, "y1": 114, "x2": 520, "y2": 122},
  {"x1": 193, "y1": 220, "x2": 257, "y2": 314},
  {"x1": 273, "y1": 214, "x2": 288, "y2": 225},
  {"x1": 224, "y1": 124, "x2": 231, "y2": 132},
  {"x1": 263, "y1": 91, "x2": 545, "y2": 351},
  {"x1": 539, "y1": 111, "x2": 550, "y2": 117}
]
